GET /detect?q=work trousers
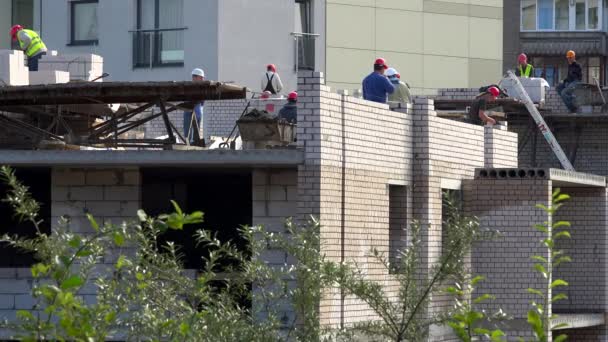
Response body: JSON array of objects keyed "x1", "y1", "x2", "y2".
[
  {"x1": 556, "y1": 80, "x2": 580, "y2": 112},
  {"x1": 27, "y1": 52, "x2": 46, "y2": 72}
]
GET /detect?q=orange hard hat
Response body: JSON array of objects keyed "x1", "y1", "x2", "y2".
[
  {"x1": 287, "y1": 91, "x2": 298, "y2": 101},
  {"x1": 374, "y1": 58, "x2": 388, "y2": 69},
  {"x1": 488, "y1": 86, "x2": 500, "y2": 97},
  {"x1": 267, "y1": 64, "x2": 277, "y2": 72},
  {"x1": 566, "y1": 50, "x2": 576, "y2": 58},
  {"x1": 9, "y1": 25, "x2": 23, "y2": 40}
]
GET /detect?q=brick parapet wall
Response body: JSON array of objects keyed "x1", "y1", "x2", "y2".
[{"x1": 484, "y1": 125, "x2": 519, "y2": 168}]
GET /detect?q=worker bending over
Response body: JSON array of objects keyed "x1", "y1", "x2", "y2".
[
  {"x1": 278, "y1": 92, "x2": 298, "y2": 123},
  {"x1": 261, "y1": 64, "x2": 283, "y2": 95},
  {"x1": 469, "y1": 86, "x2": 500, "y2": 126},
  {"x1": 183, "y1": 68, "x2": 205, "y2": 144},
  {"x1": 10, "y1": 25, "x2": 47, "y2": 71},
  {"x1": 515, "y1": 53, "x2": 534, "y2": 78},
  {"x1": 362, "y1": 58, "x2": 395, "y2": 103},
  {"x1": 386, "y1": 68, "x2": 412, "y2": 104},
  {"x1": 556, "y1": 50, "x2": 582, "y2": 113}
]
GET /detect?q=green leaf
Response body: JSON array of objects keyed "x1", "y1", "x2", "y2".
[
  {"x1": 542, "y1": 238, "x2": 554, "y2": 249},
  {"x1": 75, "y1": 249, "x2": 93, "y2": 257},
  {"x1": 490, "y1": 330, "x2": 505, "y2": 342},
  {"x1": 527, "y1": 309, "x2": 545, "y2": 339},
  {"x1": 135, "y1": 272, "x2": 145, "y2": 281},
  {"x1": 533, "y1": 264, "x2": 548, "y2": 278},
  {"x1": 60, "y1": 275, "x2": 84, "y2": 290},
  {"x1": 553, "y1": 231, "x2": 571, "y2": 239},
  {"x1": 86, "y1": 213, "x2": 99, "y2": 232},
  {"x1": 104, "y1": 311, "x2": 116, "y2": 324},
  {"x1": 170, "y1": 200, "x2": 183, "y2": 216},
  {"x1": 473, "y1": 328, "x2": 490, "y2": 335},
  {"x1": 116, "y1": 255, "x2": 127, "y2": 269},
  {"x1": 471, "y1": 275, "x2": 485, "y2": 286},
  {"x1": 552, "y1": 323, "x2": 569, "y2": 330},
  {"x1": 550, "y1": 279, "x2": 569, "y2": 288},
  {"x1": 533, "y1": 224, "x2": 549, "y2": 233},
  {"x1": 554, "y1": 256, "x2": 572, "y2": 266},
  {"x1": 473, "y1": 293, "x2": 495, "y2": 304},
  {"x1": 553, "y1": 334, "x2": 568, "y2": 342},
  {"x1": 552, "y1": 293, "x2": 568, "y2": 302},
  {"x1": 16, "y1": 310, "x2": 35, "y2": 321},
  {"x1": 31, "y1": 263, "x2": 49, "y2": 277},
  {"x1": 68, "y1": 236, "x2": 81, "y2": 248},
  {"x1": 553, "y1": 221, "x2": 571, "y2": 228},
  {"x1": 179, "y1": 322, "x2": 190, "y2": 335},
  {"x1": 527, "y1": 288, "x2": 544, "y2": 297},
  {"x1": 183, "y1": 211, "x2": 204, "y2": 225},
  {"x1": 113, "y1": 232, "x2": 125, "y2": 247}
]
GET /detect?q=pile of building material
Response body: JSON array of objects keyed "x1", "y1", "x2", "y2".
[
  {"x1": 237, "y1": 109, "x2": 295, "y2": 149},
  {"x1": 0, "y1": 50, "x2": 29, "y2": 86},
  {"x1": 39, "y1": 53, "x2": 104, "y2": 82}
]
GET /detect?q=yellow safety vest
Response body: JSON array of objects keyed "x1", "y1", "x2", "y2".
[
  {"x1": 519, "y1": 64, "x2": 532, "y2": 78},
  {"x1": 18, "y1": 29, "x2": 47, "y2": 58}
]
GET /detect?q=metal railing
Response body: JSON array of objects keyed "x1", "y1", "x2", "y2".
[
  {"x1": 130, "y1": 27, "x2": 187, "y2": 69},
  {"x1": 291, "y1": 32, "x2": 319, "y2": 71}
]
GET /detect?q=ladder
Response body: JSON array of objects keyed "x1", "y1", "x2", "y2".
[{"x1": 506, "y1": 71, "x2": 575, "y2": 171}]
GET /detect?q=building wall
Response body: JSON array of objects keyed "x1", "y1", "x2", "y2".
[
  {"x1": 468, "y1": 178, "x2": 553, "y2": 339},
  {"x1": 34, "y1": 0, "x2": 304, "y2": 92},
  {"x1": 324, "y1": 0, "x2": 504, "y2": 95},
  {"x1": 503, "y1": 0, "x2": 521, "y2": 73},
  {"x1": 0, "y1": 167, "x2": 141, "y2": 339},
  {"x1": 0, "y1": 2, "x2": 13, "y2": 50}
]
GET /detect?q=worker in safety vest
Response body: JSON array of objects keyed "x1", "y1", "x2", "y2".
[
  {"x1": 10, "y1": 25, "x2": 47, "y2": 72},
  {"x1": 261, "y1": 64, "x2": 283, "y2": 95},
  {"x1": 515, "y1": 53, "x2": 534, "y2": 78}
]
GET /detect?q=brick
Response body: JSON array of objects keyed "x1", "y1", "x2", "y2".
[
  {"x1": 0, "y1": 279, "x2": 31, "y2": 294},
  {"x1": 53, "y1": 169, "x2": 85, "y2": 186},
  {"x1": 86, "y1": 170, "x2": 119, "y2": 185},
  {"x1": 14, "y1": 295, "x2": 36, "y2": 309},
  {"x1": 103, "y1": 186, "x2": 140, "y2": 201},
  {"x1": 0, "y1": 295, "x2": 13, "y2": 309},
  {"x1": 69, "y1": 186, "x2": 104, "y2": 201}
]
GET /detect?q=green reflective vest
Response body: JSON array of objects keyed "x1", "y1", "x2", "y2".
[
  {"x1": 519, "y1": 64, "x2": 532, "y2": 78},
  {"x1": 18, "y1": 29, "x2": 47, "y2": 58}
]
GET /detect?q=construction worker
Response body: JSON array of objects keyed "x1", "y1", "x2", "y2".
[
  {"x1": 556, "y1": 50, "x2": 582, "y2": 113},
  {"x1": 515, "y1": 53, "x2": 534, "y2": 78},
  {"x1": 278, "y1": 91, "x2": 298, "y2": 123},
  {"x1": 362, "y1": 58, "x2": 395, "y2": 103},
  {"x1": 10, "y1": 25, "x2": 47, "y2": 72},
  {"x1": 183, "y1": 68, "x2": 205, "y2": 144},
  {"x1": 386, "y1": 68, "x2": 412, "y2": 104},
  {"x1": 469, "y1": 86, "x2": 500, "y2": 126},
  {"x1": 261, "y1": 64, "x2": 283, "y2": 95}
]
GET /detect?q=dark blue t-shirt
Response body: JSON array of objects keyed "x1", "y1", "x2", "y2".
[{"x1": 362, "y1": 72, "x2": 395, "y2": 103}]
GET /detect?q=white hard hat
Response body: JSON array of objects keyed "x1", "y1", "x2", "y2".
[
  {"x1": 386, "y1": 68, "x2": 398, "y2": 77},
  {"x1": 191, "y1": 68, "x2": 205, "y2": 77}
]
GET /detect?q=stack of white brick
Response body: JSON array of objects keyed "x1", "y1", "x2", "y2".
[
  {"x1": 29, "y1": 70, "x2": 70, "y2": 85},
  {"x1": 0, "y1": 50, "x2": 29, "y2": 86},
  {"x1": 39, "y1": 53, "x2": 103, "y2": 81}
]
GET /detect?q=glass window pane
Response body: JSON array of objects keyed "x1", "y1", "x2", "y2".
[
  {"x1": 138, "y1": 0, "x2": 155, "y2": 29},
  {"x1": 589, "y1": 0, "x2": 599, "y2": 29},
  {"x1": 159, "y1": 0, "x2": 184, "y2": 29},
  {"x1": 555, "y1": 0, "x2": 570, "y2": 30},
  {"x1": 576, "y1": 0, "x2": 586, "y2": 30},
  {"x1": 538, "y1": 0, "x2": 554, "y2": 29},
  {"x1": 522, "y1": 0, "x2": 537, "y2": 30},
  {"x1": 73, "y1": 2, "x2": 98, "y2": 41}
]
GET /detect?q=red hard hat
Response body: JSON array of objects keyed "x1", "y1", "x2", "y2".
[
  {"x1": 288, "y1": 91, "x2": 298, "y2": 101},
  {"x1": 518, "y1": 53, "x2": 527, "y2": 63},
  {"x1": 488, "y1": 86, "x2": 500, "y2": 97},
  {"x1": 9, "y1": 25, "x2": 23, "y2": 39},
  {"x1": 374, "y1": 58, "x2": 388, "y2": 69},
  {"x1": 267, "y1": 64, "x2": 277, "y2": 72}
]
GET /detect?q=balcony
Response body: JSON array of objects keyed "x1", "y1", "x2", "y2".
[
  {"x1": 131, "y1": 27, "x2": 187, "y2": 69},
  {"x1": 520, "y1": 31, "x2": 608, "y2": 56},
  {"x1": 291, "y1": 32, "x2": 319, "y2": 71}
]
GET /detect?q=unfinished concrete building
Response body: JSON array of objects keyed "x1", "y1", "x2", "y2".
[{"x1": 0, "y1": 61, "x2": 607, "y2": 341}]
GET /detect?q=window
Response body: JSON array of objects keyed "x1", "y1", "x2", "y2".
[
  {"x1": 133, "y1": 0, "x2": 185, "y2": 68},
  {"x1": 521, "y1": 0, "x2": 603, "y2": 31},
  {"x1": 538, "y1": 0, "x2": 554, "y2": 29},
  {"x1": 70, "y1": 0, "x2": 98, "y2": 45},
  {"x1": 388, "y1": 185, "x2": 407, "y2": 273},
  {"x1": 531, "y1": 56, "x2": 606, "y2": 86},
  {"x1": 522, "y1": 0, "x2": 537, "y2": 30},
  {"x1": 293, "y1": 0, "x2": 316, "y2": 71},
  {"x1": 0, "y1": 168, "x2": 51, "y2": 267},
  {"x1": 555, "y1": 0, "x2": 569, "y2": 29}
]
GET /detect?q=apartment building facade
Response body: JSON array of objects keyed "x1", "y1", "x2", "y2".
[
  {"x1": 0, "y1": 0, "x2": 504, "y2": 95},
  {"x1": 504, "y1": 0, "x2": 608, "y2": 86}
]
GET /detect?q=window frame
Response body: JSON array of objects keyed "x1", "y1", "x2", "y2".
[
  {"x1": 133, "y1": 0, "x2": 185, "y2": 69},
  {"x1": 521, "y1": 0, "x2": 603, "y2": 32},
  {"x1": 69, "y1": 0, "x2": 99, "y2": 46}
]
